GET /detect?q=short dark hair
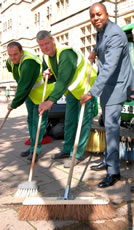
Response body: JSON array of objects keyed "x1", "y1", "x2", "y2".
[
  {"x1": 36, "y1": 30, "x2": 52, "y2": 41},
  {"x1": 7, "y1": 42, "x2": 22, "y2": 51},
  {"x1": 90, "y1": 3, "x2": 108, "y2": 14}
]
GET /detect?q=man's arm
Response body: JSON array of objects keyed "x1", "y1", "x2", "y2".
[
  {"x1": 89, "y1": 33, "x2": 124, "y2": 97},
  {"x1": 88, "y1": 50, "x2": 96, "y2": 64},
  {"x1": 6, "y1": 60, "x2": 12, "y2": 72}
]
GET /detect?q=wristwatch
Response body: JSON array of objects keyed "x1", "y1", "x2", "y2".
[{"x1": 87, "y1": 91, "x2": 92, "y2": 97}]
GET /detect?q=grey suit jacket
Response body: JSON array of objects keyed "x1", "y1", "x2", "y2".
[{"x1": 90, "y1": 19, "x2": 134, "y2": 106}]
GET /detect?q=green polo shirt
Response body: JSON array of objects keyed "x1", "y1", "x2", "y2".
[{"x1": 6, "y1": 59, "x2": 40, "y2": 108}]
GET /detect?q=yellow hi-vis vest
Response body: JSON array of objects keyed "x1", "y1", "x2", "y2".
[
  {"x1": 43, "y1": 45, "x2": 97, "y2": 100},
  {"x1": 8, "y1": 50, "x2": 54, "y2": 104}
]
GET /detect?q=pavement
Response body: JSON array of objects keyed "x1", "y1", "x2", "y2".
[{"x1": 0, "y1": 101, "x2": 134, "y2": 230}]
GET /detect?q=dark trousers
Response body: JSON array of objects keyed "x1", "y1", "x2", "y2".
[
  {"x1": 25, "y1": 97, "x2": 48, "y2": 155},
  {"x1": 62, "y1": 92, "x2": 95, "y2": 159}
]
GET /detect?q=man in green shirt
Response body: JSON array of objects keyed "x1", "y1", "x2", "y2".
[
  {"x1": 6, "y1": 41, "x2": 49, "y2": 163},
  {"x1": 36, "y1": 30, "x2": 97, "y2": 168}
]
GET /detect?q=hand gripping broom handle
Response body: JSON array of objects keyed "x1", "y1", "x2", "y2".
[
  {"x1": 0, "y1": 110, "x2": 11, "y2": 129},
  {"x1": 28, "y1": 74, "x2": 48, "y2": 182},
  {"x1": 64, "y1": 64, "x2": 93, "y2": 200}
]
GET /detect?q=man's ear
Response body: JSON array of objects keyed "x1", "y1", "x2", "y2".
[
  {"x1": 21, "y1": 50, "x2": 24, "y2": 57},
  {"x1": 52, "y1": 37, "x2": 56, "y2": 43}
]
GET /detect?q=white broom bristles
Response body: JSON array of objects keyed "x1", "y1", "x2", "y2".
[
  {"x1": 14, "y1": 188, "x2": 38, "y2": 198},
  {"x1": 14, "y1": 181, "x2": 38, "y2": 198}
]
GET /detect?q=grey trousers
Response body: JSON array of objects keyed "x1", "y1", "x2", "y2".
[{"x1": 101, "y1": 103, "x2": 123, "y2": 175}]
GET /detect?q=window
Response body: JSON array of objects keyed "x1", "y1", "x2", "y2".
[
  {"x1": 56, "y1": 0, "x2": 69, "y2": 16},
  {"x1": 34, "y1": 48, "x2": 40, "y2": 58},
  {"x1": 124, "y1": 15, "x2": 134, "y2": 25},
  {"x1": 2, "y1": 52, "x2": 8, "y2": 69},
  {"x1": 3, "y1": 22, "x2": 7, "y2": 32},
  {"x1": 37, "y1": 12, "x2": 40, "y2": 25},
  {"x1": 125, "y1": 17, "x2": 131, "y2": 25},
  {"x1": 46, "y1": 5, "x2": 52, "y2": 28},
  {"x1": 34, "y1": 14, "x2": 37, "y2": 24},
  {"x1": 80, "y1": 23, "x2": 96, "y2": 58},
  {"x1": 8, "y1": 19, "x2": 12, "y2": 30},
  {"x1": 34, "y1": 12, "x2": 40, "y2": 26},
  {"x1": 56, "y1": 32, "x2": 69, "y2": 46}
]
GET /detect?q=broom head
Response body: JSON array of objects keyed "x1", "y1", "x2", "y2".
[
  {"x1": 18, "y1": 196, "x2": 117, "y2": 221},
  {"x1": 85, "y1": 129, "x2": 106, "y2": 153}
]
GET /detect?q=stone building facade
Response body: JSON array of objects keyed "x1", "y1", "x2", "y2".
[{"x1": 0, "y1": 0, "x2": 134, "y2": 99}]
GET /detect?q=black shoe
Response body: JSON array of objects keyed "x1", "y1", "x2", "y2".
[
  {"x1": 90, "y1": 162, "x2": 106, "y2": 171},
  {"x1": 27, "y1": 152, "x2": 38, "y2": 163},
  {"x1": 51, "y1": 152, "x2": 70, "y2": 159},
  {"x1": 98, "y1": 173, "x2": 120, "y2": 188},
  {"x1": 20, "y1": 149, "x2": 30, "y2": 157}
]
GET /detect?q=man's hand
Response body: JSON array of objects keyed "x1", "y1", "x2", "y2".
[
  {"x1": 39, "y1": 100, "x2": 54, "y2": 115},
  {"x1": 43, "y1": 68, "x2": 52, "y2": 79},
  {"x1": 88, "y1": 50, "x2": 96, "y2": 64},
  {"x1": 80, "y1": 94, "x2": 92, "y2": 104},
  {"x1": 8, "y1": 104, "x2": 13, "y2": 111}
]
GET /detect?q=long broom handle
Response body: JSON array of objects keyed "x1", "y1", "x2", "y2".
[
  {"x1": 0, "y1": 110, "x2": 11, "y2": 129},
  {"x1": 28, "y1": 74, "x2": 48, "y2": 182},
  {"x1": 64, "y1": 65, "x2": 93, "y2": 199}
]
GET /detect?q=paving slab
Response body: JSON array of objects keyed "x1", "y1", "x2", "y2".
[{"x1": 0, "y1": 209, "x2": 34, "y2": 230}]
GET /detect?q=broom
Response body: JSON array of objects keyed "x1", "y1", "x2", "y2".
[
  {"x1": 18, "y1": 64, "x2": 117, "y2": 221},
  {"x1": 15, "y1": 72, "x2": 49, "y2": 198},
  {"x1": 0, "y1": 110, "x2": 11, "y2": 129},
  {"x1": 85, "y1": 128, "x2": 106, "y2": 153}
]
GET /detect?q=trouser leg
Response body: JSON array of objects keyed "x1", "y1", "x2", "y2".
[
  {"x1": 102, "y1": 104, "x2": 122, "y2": 174},
  {"x1": 71, "y1": 97, "x2": 94, "y2": 159},
  {"x1": 25, "y1": 97, "x2": 48, "y2": 155},
  {"x1": 62, "y1": 92, "x2": 78, "y2": 154},
  {"x1": 63, "y1": 92, "x2": 94, "y2": 159},
  {"x1": 25, "y1": 97, "x2": 34, "y2": 153}
]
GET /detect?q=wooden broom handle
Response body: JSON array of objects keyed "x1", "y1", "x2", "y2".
[
  {"x1": 28, "y1": 74, "x2": 48, "y2": 182},
  {"x1": 65, "y1": 64, "x2": 93, "y2": 198},
  {"x1": 0, "y1": 110, "x2": 11, "y2": 129}
]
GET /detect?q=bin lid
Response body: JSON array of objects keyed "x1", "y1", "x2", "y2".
[{"x1": 122, "y1": 23, "x2": 134, "y2": 32}]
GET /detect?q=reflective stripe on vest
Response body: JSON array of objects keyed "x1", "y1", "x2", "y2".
[
  {"x1": 32, "y1": 79, "x2": 44, "y2": 90},
  {"x1": 20, "y1": 53, "x2": 42, "y2": 66},
  {"x1": 68, "y1": 51, "x2": 87, "y2": 91}
]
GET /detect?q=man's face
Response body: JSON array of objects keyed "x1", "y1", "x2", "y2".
[
  {"x1": 37, "y1": 37, "x2": 56, "y2": 57},
  {"x1": 90, "y1": 5, "x2": 108, "y2": 30},
  {"x1": 7, "y1": 46, "x2": 24, "y2": 64}
]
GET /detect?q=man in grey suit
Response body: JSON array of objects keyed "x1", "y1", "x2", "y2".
[{"x1": 81, "y1": 2, "x2": 134, "y2": 188}]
